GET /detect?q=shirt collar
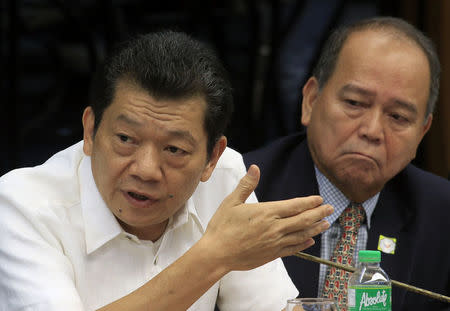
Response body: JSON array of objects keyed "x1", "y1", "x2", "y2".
[
  {"x1": 79, "y1": 156, "x2": 123, "y2": 254},
  {"x1": 79, "y1": 156, "x2": 204, "y2": 254},
  {"x1": 314, "y1": 165, "x2": 379, "y2": 228},
  {"x1": 166, "y1": 196, "x2": 205, "y2": 234}
]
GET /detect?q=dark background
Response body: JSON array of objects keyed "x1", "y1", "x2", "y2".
[{"x1": 1, "y1": 0, "x2": 449, "y2": 178}]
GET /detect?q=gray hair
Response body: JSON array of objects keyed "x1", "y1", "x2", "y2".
[{"x1": 312, "y1": 16, "x2": 440, "y2": 118}]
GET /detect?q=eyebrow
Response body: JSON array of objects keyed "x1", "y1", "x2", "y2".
[
  {"x1": 168, "y1": 129, "x2": 198, "y2": 147},
  {"x1": 392, "y1": 99, "x2": 418, "y2": 116},
  {"x1": 339, "y1": 84, "x2": 418, "y2": 115},
  {"x1": 339, "y1": 84, "x2": 376, "y2": 98},
  {"x1": 116, "y1": 113, "x2": 198, "y2": 146},
  {"x1": 117, "y1": 114, "x2": 143, "y2": 127}
]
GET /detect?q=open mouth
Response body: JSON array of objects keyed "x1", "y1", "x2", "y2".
[{"x1": 128, "y1": 192, "x2": 149, "y2": 201}]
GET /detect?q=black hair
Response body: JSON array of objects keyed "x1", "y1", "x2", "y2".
[{"x1": 89, "y1": 30, "x2": 233, "y2": 157}]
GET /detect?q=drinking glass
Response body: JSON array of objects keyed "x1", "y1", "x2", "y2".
[{"x1": 285, "y1": 298, "x2": 340, "y2": 311}]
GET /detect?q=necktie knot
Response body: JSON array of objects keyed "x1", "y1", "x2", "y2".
[{"x1": 338, "y1": 203, "x2": 365, "y2": 231}]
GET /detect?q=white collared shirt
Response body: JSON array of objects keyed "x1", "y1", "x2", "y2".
[{"x1": 0, "y1": 142, "x2": 297, "y2": 311}]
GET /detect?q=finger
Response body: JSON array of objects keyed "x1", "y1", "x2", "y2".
[
  {"x1": 279, "y1": 205, "x2": 333, "y2": 234},
  {"x1": 224, "y1": 164, "x2": 260, "y2": 206},
  {"x1": 279, "y1": 238, "x2": 316, "y2": 258},
  {"x1": 268, "y1": 196, "x2": 324, "y2": 219},
  {"x1": 281, "y1": 220, "x2": 330, "y2": 247}
]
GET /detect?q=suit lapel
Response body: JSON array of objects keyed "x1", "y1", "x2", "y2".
[
  {"x1": 283, "y1": 238, "x2": 321, "y2": 298},
  {"x1": 280, "y1": 140, "x2": 323, "y2": 297},
  {"x1": 245, "y1": 135, "x2": 327, "y2": 297},
  {"x1": 367, "y1": 175, "x2": 417, "y2": 308}
]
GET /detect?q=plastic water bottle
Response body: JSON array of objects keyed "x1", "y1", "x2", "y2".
[{"x1": 347, "y1": 250, "x2": 391, "y2": 310}]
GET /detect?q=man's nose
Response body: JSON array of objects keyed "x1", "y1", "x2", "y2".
[
  {"x1": 359, "y1": 110, "x2": 384, "y2": 144},
  {"x1": 130, "y1": 145, "x2": 163, "y2": 182}
]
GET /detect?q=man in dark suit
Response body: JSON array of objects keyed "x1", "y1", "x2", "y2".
[{"x1": 244, "y1": 16, "x2": 450, "y2": 311}]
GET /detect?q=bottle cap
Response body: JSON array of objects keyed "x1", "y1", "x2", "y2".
[{"x1": 358, "y1": 250, "x2": 381, "y2": 262}]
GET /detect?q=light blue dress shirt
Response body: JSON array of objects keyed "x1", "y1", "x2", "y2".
[{"x1": 314, "y1": 166, "x2": 380, "y2": 296}]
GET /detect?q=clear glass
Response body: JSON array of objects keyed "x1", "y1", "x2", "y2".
[{"x1": 285, "y1": 298, "x2": 340, "y2": 311}]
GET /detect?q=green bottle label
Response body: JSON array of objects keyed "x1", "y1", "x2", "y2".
[{"x1": 348, "y1": 286, "x2": 391, "y2": 311}]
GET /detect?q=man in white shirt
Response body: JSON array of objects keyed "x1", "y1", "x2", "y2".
[{"x1": 0, "y1": 31, "x2": 333, "y2": 311}]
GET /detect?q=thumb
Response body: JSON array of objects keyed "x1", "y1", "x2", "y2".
[{"x1": 228, "y1": 164, "x2": 260, "y2": 205}]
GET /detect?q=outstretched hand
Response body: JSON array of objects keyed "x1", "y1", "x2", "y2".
[{"x1": 202, "y1": 164, "x2": 333, "y2": 272}]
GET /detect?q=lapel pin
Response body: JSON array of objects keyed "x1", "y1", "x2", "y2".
[{"x1": 377, "y1": 235, "x2": 397, "y2": 254}]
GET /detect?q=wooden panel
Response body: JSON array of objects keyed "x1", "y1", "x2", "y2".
[
  {"x1": 422, "y1": 0, "x2": 450, "y2": 178},
  {"x1": 438, "y1": 0, "x2": 450, "y2": 179}
]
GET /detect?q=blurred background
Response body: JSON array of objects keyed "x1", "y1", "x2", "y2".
[{"x1": 1, "y1": 0, "x2": 449, "y2": 179}]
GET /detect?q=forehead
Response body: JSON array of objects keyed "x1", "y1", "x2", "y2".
[
  {"x1": 327, "y1": 29, "x2": 431, "y2": 114},
  {"x1": 109, "y1": 80, "x2": 207, "y2": 113},
  {"x1": 112, "y1": 80, "x2": 207, "y2": 108},
  {"x1": 104, "y1": 81, "x2": 208, "y2": 136}
]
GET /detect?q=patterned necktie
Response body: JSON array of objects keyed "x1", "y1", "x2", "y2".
[{"x1": 322, "y1": 203, "x2": 365, "y2": 311}]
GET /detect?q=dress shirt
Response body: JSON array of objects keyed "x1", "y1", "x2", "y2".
[
  {"x1": 0, "y1": 141, "x2": 298, "y2": 311},
  {"x1": 314, "y1": 166, "x2": 379, "y2": 296}
]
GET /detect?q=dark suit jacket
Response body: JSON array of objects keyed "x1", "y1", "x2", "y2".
[{"x1": 243, "y1": 132, "x2": 450, "y2": 311}]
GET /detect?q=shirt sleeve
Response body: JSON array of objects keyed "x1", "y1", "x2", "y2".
[
  {"x1": 217, "y1": 258, "x2": 299, "y2": 311},
  {"x1": 212, "y1": 148, "x2": 299, "y2": 310},
  {"x1": 0, "y1": 195, "x2": 85, "y2": 311}
]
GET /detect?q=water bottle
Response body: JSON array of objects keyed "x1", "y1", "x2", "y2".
[{"x1": 348, "y1": 250, "x2": 391, "y2": 310}]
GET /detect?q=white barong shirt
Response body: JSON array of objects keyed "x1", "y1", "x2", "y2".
[{"x1": 0, "y1": 142, "x2": 298, "y2": 311}]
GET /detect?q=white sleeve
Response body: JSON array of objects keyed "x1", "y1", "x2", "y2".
[
  {"x1": 213, "y1": 149, "x2": 299, "y2": 311},
  {"x1": 217, "y1": 258, "x2": 299, "y2": 311},
  {"x1": 0, "y1": 196, "x2": 85, "y2": 311}
]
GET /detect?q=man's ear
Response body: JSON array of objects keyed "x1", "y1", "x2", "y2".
[
  {"x1": 301, "y1": 77, "x2": 320, "y2": 127},
  {"x1": 200, "y1": 136, "x2": 227, "y2": 182},
  {"x1": 82, "y1": 107, "x2": 95, "y2": 156},
  {"x1": 412, "y1": 114, "x2": 433, "y2": 161},
  {"x1": 421, "y1": 114, "x2": 433, "y2": 138}
]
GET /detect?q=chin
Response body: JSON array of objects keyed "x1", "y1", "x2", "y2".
[
  {"x1": 119, "y1": 216, "x2": 162, "y2": 230},
  {"x1": 343, "y1": 171, "x2": 375, "y2": 186},
  {"x1": 336, "y1": 171, "x2": 382, "y2": 198}
]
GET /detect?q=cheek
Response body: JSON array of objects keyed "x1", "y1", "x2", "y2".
[
  {"x1": 312, "y1": 101, "x2": 344, "y2": 135},
  {"x1": 313, "y1": 118, "x2": 350, "y2": 153},
  {"x1": 91, "y1": 150, "x2": 125, "y2": 194},
  {"x1": 166, "y1": 177, "x2": 200, "y2": 213},
  {"x1": 166, "y1": 166, "x2": 203, "y2": 197},
  {"x1": 384, "y1": 136, "x2": 418, "y2": 172}
]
